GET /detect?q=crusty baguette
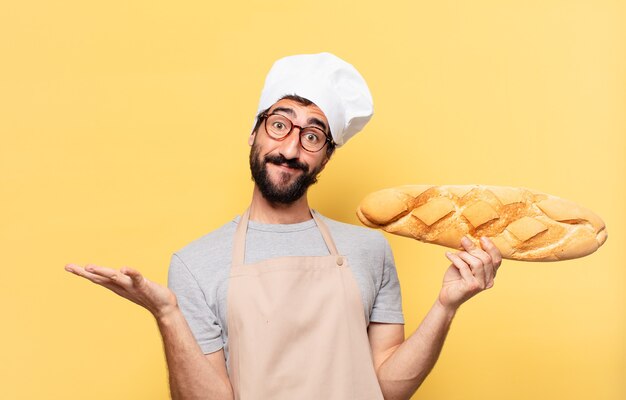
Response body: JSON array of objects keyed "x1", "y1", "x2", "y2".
[{"x1": 356, "y1": 185, "x2": 607, "y2": 261}]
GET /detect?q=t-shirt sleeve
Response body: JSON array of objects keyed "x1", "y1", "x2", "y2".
[
  {"x1": 167, "y1": 253, "x2": 224, "y2": 354},
  {"x1": 370, "y1": 238, "x2": 405, "y2": 324}
]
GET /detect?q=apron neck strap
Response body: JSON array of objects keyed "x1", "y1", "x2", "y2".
[
  {"x1": 232, "y1": 207, "x2": 340, "y2": 265},
  {"x1": 310, "y1": 210, "x2": 339, "y2": 255}
]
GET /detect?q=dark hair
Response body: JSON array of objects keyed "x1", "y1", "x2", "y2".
[{"x1": 252, "y1": 94, "x2": 336, "y2": 159}]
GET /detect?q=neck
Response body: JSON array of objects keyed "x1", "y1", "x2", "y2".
[{"x1": 249, "y1": 186, "x2": 313, "y2": 224}]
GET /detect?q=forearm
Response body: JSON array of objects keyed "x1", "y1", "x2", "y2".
[
  {"x1": 156, "y1": 308, "x2": 233, "y2": 400},
  {"x1": 377, "y1": 300, "x2": 456, "y2": 400}
]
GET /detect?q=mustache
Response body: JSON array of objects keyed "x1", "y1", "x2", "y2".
[{"x1": 264, "y1": 154, "x2": 309, "y2": 172}]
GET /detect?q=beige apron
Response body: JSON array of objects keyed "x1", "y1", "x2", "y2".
[{"x1": 226, "y1": 208, "x2": 384, "y2": 400}]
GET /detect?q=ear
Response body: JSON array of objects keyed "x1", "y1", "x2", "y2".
[
  {"x1": 248, "y1": 130, "x2": 256, "y2": 146},
  {"x1": 320, "y1": 155, "x2": 330, "y2": 169}
]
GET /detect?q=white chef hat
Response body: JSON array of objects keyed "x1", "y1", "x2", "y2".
[{"x1": 255, "y1": 52, "x2": 374, "y2": 147}]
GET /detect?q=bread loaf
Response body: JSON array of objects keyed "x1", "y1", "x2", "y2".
[{"x1": 356, "y1": 185, "x2": 607, "y2": 261}]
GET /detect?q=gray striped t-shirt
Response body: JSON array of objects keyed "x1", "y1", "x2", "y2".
[{"x1": 168, "y1": 211, "x2": 404, "y2": 366}]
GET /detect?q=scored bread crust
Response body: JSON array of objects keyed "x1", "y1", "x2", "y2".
[{"x1": 356, "y1": 185, "x2": 607, "y2": 261}]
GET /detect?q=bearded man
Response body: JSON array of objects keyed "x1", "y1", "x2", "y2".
[{"x1": 66, "y1": 52, "x2": 502, "y2": 400}]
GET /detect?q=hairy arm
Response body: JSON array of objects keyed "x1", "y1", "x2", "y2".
[
  {"x1": 369, "y1": 302, "x2": 455, "y2": 400},
  {"x1": 157, "y1": 308, "x2": 233, "y2": 400},
  {"x1": 369, "y1": 236, "x2": 502, "y2": 400}
]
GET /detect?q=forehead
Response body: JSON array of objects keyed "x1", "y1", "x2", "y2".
[{"x1": 268, "y1": 99, "x2": 328, "y2": 124}]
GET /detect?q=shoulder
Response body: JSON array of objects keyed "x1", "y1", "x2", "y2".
[{"x1": 171, "y1": 218, "x2": 238, "y2": 274}]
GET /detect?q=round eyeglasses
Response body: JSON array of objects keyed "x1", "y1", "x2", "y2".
[{"x1": 261, "y1": 113, "x2": 333, "y2": 153}]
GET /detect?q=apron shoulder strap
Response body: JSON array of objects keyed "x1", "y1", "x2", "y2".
[{"x1": 232, "y1": 208, "x2": 250, "y2": 266}]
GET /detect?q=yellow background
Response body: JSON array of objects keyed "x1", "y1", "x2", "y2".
[{"x1": 1, "y1": 0, "x2": 624, "y2": 399}]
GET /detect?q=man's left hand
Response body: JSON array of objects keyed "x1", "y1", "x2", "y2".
[{"x1": 438, "y1": 236, "x2": 503, "y2": 311}]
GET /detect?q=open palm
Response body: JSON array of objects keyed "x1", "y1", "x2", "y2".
[{"x1": 65, "y1": 263, "x2": 177, "y2": 318}]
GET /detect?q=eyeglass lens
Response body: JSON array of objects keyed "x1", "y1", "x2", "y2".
[{"x1": 265, "y1": 114, "x2": 327, "y2": 152}]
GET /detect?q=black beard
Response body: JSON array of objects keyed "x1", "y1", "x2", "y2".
[{"x1": 249, "y1": 144, "x2": 321, "y2": 205}]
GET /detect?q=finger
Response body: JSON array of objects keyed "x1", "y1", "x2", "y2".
[
  {"x1": 65, "y1": 263, "x2": 79, "y2": 273},
  {"x1": 461, "y1": 236, "x2": 493, "y2": 265},
  {"x1": 84, "y1": 263, "x2": 116, "y2": 277},
  {"x1": 83, "y1": 264, "x2": 133, "y2": 288},
  {"x1": 120, "y1": 266, "x2": 145, "y2": 286},
  {"x1": 445, "y1": 252, "x2": 476, "y2": 283},
  {"x1": 461, "y1": 236, "x2": 495, "y2": 285},
  {"x1": 466, "y1": 246, "x2": 494, "y2": 288},
  {"x1": 456, "y1": 251, "x2": 487, "y2": 289},
  {"x1": 467, "y1": 249, "x2": 494, "y2": 286},
  {"x1": 460, "y1": 236, "x2": 478, "y2": 251},
  {"x1": 480, "y1": 237, "x2": 501, "y2": 288},
  {"x1": 65, "y1": 263, "x2": 116, "y2": 286},
  {"x1": 480, "y1": 236, "x2": 502, "y2": 271}
]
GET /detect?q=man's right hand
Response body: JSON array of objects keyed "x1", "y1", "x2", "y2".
[{"x1": 65, "y1": 263, "x2": 178, "y2": 319}]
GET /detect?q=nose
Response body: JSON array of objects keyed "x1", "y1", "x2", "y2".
[{"x1": 278, "y1": 127, "x2": 302, "y2": 160}]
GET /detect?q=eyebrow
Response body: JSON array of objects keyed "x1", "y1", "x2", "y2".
[
  {"x1": 272, "y1": 107, "x2": 296, "y2": 116},
  {"x1": 307, "y1": 117, "x2": 329, "y2": 133},
  {"x1": 271, "y1": 107, "x2": 329, "y2": 133}
]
